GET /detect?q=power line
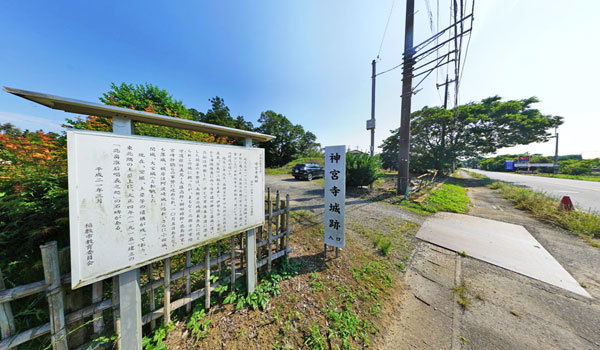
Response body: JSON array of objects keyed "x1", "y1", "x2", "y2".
[
  {"x1": 377, "y1": 0, "x2": 397, "y2": 59},
  {"x1": 375, "y1": 63, "x2": 403, "y2": 76},
  {"x1": 458, "y1": 0, "x2": 475, "y2": 87},
  {"x1": 423, "y1": 0, "x2": 435, "y2": 33}
]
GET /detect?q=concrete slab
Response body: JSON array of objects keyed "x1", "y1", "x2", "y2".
[{"x1": 416, "y1": 212, "x2": 590, "y2": 298}]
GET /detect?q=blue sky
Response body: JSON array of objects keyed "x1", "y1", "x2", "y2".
[{"x1": 1, "y1": 1, "x2": 599, "y2": 158}]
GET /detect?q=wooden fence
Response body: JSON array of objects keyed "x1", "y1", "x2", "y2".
[{"x1": 0, "y1": 189, "x2": 290, "y2": 349}]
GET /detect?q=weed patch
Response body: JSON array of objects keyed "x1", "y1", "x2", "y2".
[
  {"x1": 142, "y1": 322, "x2": 175, "y2": 350},
  {"x1": 424, "y1": 184, "x2": 470, "y2": 213},
  {"x1": 453, "y1": 284, "x2": 471, "y2": 309},
  {"x1": 350, "y1": 219, "x2": 418, "y2": 259},
  {"x1": 304, "y1": 324, "x2": 327, "y2": 349}
]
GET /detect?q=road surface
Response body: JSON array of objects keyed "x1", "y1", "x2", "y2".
[{"x1": 467, "y1": 169, "x2": 600, "y2": 213}]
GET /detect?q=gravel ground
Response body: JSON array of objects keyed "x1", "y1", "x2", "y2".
[{"x1": 265, "y1": 174, "x2": 424, "y2": 231}]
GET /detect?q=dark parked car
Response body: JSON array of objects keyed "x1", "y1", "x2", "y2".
[{"x1": 292, "y1": 163, "x2": 324, "y2": 181}]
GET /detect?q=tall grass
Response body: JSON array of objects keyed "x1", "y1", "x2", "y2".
[{"x1": 489, "y1": 181, "x2": 600, "y2": 239}]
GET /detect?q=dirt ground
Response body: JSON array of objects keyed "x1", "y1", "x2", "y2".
[
  {"x1": 382, "y1": 171, "x2": 600, "y2": 349},
  {"x1": 160, "y1": 175, "x2": 422, "y2": 349}
]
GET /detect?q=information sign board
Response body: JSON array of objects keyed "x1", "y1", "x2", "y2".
[
  {"x1": 324, "y1": 145, "x2": 346, "y2": 248},
  {"x1": 67, "y1": 130, "x2": 264, "y2": 288}
]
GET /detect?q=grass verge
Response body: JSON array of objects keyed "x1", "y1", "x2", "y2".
[
  {"x1": 465, "y1": 171, "x2": 600, "y2": 246},
  {"x1": 488, "y1": 181, "x2": 600, "y2": 242},
  {"x1": 396, "y1": 183, "x2": 470, "y2": 215}
]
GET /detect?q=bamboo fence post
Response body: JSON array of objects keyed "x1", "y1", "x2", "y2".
[
  {"x1": 40, "y1": 241, "x2": 68, "y2": 350},
  {"x1": 148, "y1": 264, "x2": 156, "y2": 329},
  {"x1": 163, "y1": 258, "x2": 171, "y2": 325},
  {"x1": 258, "y1": 226, "x2": 263, "y2": 263},
  {"x1": 0, "y1": 267, "x2": 16, "y2": 340},
  {"x1": 239, "y1": 233, "x2": 244, "y2": 271},
  {"x1": 217, "y1": 242, "x2": 222, "y2": 276},
  {"x1": 279, "y1": 199, "x2": 286, "y2": 250},
  {"x1": 91, "y1": 281, "x2": 104, "y2": 335},
  {"x1": 285, "y1": 194, "x2": 290, "y2": 260},
  {"x1": 112, "y1": 276, "x2": 121, "y2": 350},
  {"x1": 267, "y1": 189, "x2": 273, "y2": 272},
  {"x1": 185, "y1": 251, "x2": 191, "y2": 313},
  {"x1": 204, "y1": 246, "x2": 210, "y2": 310},
  {"x1": 275, "y1": 191, "x2": 280, "y2": 253},
  {"x1": 230, "y1": 236, "x2": 236, "y2": 287}
]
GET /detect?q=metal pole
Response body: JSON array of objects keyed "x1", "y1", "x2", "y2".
[
  {"x1": 369, "y1": 59, "x2": 376, "y2": 191},
  {"x1": 113, "y1": 116, "x2": 142, "y2": 350},
  {"x1": 554, "y1": 128, "x2": 559, "y2": 175},
  {"x1": 398, "y1": 0, "x2": 415, "y2": 196}
]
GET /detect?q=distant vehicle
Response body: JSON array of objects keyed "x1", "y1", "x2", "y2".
[{"x1": 292, "y1": 163, "x2": 324, "y2": 181}]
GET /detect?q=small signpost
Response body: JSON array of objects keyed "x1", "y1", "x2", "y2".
[{"x1": 324, "y1": 146, "x2": 346, "y2": 257}]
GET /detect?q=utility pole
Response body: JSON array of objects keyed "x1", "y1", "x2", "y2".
[
  {"x1": 368, "y1": 59, "x2": 376, "y2": 190},
  {"x1": 397, "y1": 0, "x2": 415, "y2": 196},
  {"x1": 554, "y1": 127, "x2": 559, "y2": 174}
]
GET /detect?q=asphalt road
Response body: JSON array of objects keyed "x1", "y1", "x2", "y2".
[{"x1": 467, "y1": 169, "x2": 600, "y2": 213}]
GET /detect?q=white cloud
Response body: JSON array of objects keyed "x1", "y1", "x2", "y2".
[{"x1": 0, "y1": 111, "x2": 64, "y2": 133}]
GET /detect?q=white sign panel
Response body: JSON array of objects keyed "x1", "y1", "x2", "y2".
[
  {"x1": 324, "y1": 145, "x2": 346, "y2": 248},
  {"x1": 67, "y1": 130, "x2": 264, "y2": 288}
]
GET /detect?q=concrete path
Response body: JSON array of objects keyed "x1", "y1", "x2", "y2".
[
  {"x1": 382, "y1": 173, "x2": 600, "y2": 349},
  {"x1": 467, "y1": 168, "x2": 600, "y2": 213},
  {"x1": 416, "y1": 212, "x2": 590, "y2": 297}
]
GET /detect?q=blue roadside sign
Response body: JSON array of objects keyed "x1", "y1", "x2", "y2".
[{"x1": 505, "y1": 160, "x2": 514, "y2": 170}]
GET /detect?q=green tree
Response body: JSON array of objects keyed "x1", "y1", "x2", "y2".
[
  {"x1": 64, "y1": 83, "x2": 231, "y2": 144},
  {"x1": 192, "y1": 96, "x2": 254, "y2": 131},
  {"x1": 380, "y1": 96, "x2": 563, "y2": 173},
  {"x1": 255, "y1": 111, "x2": 321, "y2": 167},
  {"x1": 0, "y1": 123, "x2": 22, "y2": 135}
]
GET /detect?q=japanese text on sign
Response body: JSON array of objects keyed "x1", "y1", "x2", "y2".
[
  {"x1": 324, "y1": 145, "x2": 345, "y2": 248},
  {"x1": 67, "y1": 130, "x2": 265, "y2": 288}
]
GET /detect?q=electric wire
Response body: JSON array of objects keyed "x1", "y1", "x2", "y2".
[
  {"x1": 458, "y1": 0, "x2": 475, "y2": 87},
  {"x1": 377, "y1": 0, "x2": 397, "y2": 59}
]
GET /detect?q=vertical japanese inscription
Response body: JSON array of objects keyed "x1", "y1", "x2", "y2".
[
  {"x1": 324, "y1": 145, "x2": 346, "y2": 248},
  {"x1": 68, "y1": 131, "x2": 265, "y2": 288}
]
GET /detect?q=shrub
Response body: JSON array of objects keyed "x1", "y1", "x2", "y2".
[
  {"x1": 560, "y1": 159, "x2": 599, "y2": 175},
  {"x1": 0, "y1": 130, "x2": 69, "y2": 282},
  {"x1": 345, "y1": 153, "x2": 381, "y2": 187}
]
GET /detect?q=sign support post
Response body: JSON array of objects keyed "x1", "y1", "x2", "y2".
[
  {"x1": 113, "y1": 117, "x2": 142, "y2": 350},
  {"x1": 245, "y1": 137, "x2": 257, "y2": 294}
]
